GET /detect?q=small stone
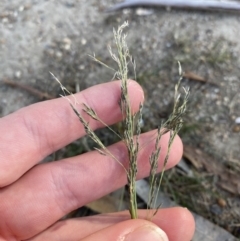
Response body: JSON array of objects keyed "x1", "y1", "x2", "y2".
[
  {"x1": 217, "y1": 198, "x2": 227, "y2": 208},
  {"x1": 2, "y1": 18, "x2": 9, "y2": 23},
  {"x1": 59, "y1": 38, "x2": 71, "y2": 50},
  {"x1": 135, "y1": 8, "x2": 153, "y2": 16},
  {"x1": 122, "y1": 9, "x2": 131, "y2": 15},
  {"x1": 19, "y1": 5, "x2": 25, "y2": 12},
  {"x1": 235, "y1": 117, "x2": 240, "y2": 124},
  {"x1": 79, "y1": 65, "x2": 85, "y2": 70},
  {"x1": 55, "y1": 51, "x2": 63, "y2": 59},
  {"x1": 81, "y1": 38, "x2": 87, "y2": 45},
  {"x1": 223, "y1": 96, "x2": 229, "y2": 103},
  {"x1": 63, "y1": 37, "x2": 71, "y2": 44},
  {"x1": 216, "y1": 100, "x2": 221, "y2": 106},
  {"x1": 232, "y1": 125, "x2": 240, "y2": 133},
  {"x1": 15, "y1": 71, "x2": 22, "y2": 78}
]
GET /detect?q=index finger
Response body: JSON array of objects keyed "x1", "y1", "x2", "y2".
[{"x1": 0, "y1": 80, "x2": 144, "y2": 187}]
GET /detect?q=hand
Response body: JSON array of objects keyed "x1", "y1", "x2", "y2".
[{"x1": 0, "y1": 80, "x2": 195, "y2": 241}]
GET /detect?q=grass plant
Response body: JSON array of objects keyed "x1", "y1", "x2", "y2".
[{"x1": 53, "y1": 21, "x2": 189, "y2": 220}]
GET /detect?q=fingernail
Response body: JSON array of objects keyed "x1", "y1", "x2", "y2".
[{"x1": 124, "y1": 225, "x2": 169, "y2": 241}]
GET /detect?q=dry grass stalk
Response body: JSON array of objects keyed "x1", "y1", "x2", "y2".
[
  {"x1": 55, "y1": 21, "x2": 189, "y2": 220},
  {"x1": 147, "y1": 63, "x2": 189, "y2": 218},
  {"x1": 90, "y1": 22, "x2": 141, "y2": 219}
]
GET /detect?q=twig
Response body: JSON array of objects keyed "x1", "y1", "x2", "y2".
[
  {"x1": 1, "y1": 78, "x2": 55, "y2": 100},
  {"x1": 183, "y1": 71, "x2": 218, "y2": 86}
]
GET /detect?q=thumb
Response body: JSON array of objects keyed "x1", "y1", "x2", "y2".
[{"x1": 81, "y1": 219, "x2": 169, "y2": 241}]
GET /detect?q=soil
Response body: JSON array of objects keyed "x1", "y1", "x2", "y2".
[{"x1": 0, "y1": 0, "x2": 240, "y2": 239}]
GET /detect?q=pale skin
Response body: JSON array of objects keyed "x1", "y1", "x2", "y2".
[{"x1": 0, "y1": 80, "x2": 195, "y2": 241}]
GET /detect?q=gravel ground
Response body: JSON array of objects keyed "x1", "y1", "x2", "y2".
[{"x1": 1, "y1": 0, "x2": 240, "y2": 239}]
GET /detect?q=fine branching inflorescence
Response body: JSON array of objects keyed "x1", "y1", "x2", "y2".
[{"x1": 54, "y1": 21, "x2": 189, "y2": 220}]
